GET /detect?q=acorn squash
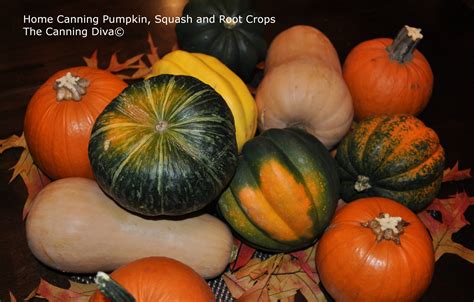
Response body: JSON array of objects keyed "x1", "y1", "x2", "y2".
[
  {"x1": 218, "y1": 128, "x2": 340, "y2": 252},
  {"x1": 149, "y1": 50, "x2": 257, "y2": 151},
  {"x1": 88, "y1": 75, "x2": 237, "y2": 216},
  {"x1": 336, "y1": 115, "x2": 445, "y2": 212},
  {"x1": 176, "y1": 0, "x2": 267, "y2": 82}
]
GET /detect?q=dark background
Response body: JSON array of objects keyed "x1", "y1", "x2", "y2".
[{"x1": 1, "y1": 0, "x2": 473, "y2": 301}]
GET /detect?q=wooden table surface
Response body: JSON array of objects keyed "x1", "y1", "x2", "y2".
[{"x1": 1, "y1": 0, "x2": 473, "y2": 301}]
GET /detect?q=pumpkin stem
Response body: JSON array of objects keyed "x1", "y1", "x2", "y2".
[
  {"x1": 223, "y1": 19, "x2": 238, "y2": 29},
  {"x1": 354, "y1": 175, "x2": 372, "y2": 192},
  {"x1": 95, "y1": 271, "x2": 136, "y2": 302},
  {"x1": 387, "y1": 25, "x2": 423, "y2": 63},
  {"x1": 361, "y1": 213, "x2": 410, "y2": 245},
  {"x1": 54, "y1": 72, "x2": 90, "y2": 101},
  {"x1": 155, "y1": 120, "x2": 169, "y2": 133}
]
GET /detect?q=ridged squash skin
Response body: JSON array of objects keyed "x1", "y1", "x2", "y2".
[
  {"x1": 88, "y1": 75, "x2": 237, "y2": 216},
  {"x1": 176, "y1": 0, "x2": 267, "y2": 82},
  {"x1": 218, "y1": 128, "x2": 340, "y2": 252},
  {"x1": 149, "y1": 50, "x2": 257, "y2": 152},
  {"x1": 336, "y1": 115, "x2": 445, "y2": 212}
]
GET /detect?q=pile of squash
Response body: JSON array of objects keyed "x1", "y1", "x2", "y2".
[{"x1": 20, "y1": 0, "x2": 442, "y2": 300}]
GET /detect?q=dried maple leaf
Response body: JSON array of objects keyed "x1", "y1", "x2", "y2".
[
  {"x1": 224, "y1": 246, "x2": 326, "y2": 302},
  {"x1": 106, "y1": 52, "x2": 146, "y2": 78},
  {"x1": 222, "y1": 274, "x2": 247, "y2": 298},
  {"x1": 290, "y1": 246, "x2": 319, "y2": 283},
  {"x1": 230, "y1": 240, "x2": 256, "y2": 271},
  {"x1": 25, "y1": 278, "x2": 97, "y2": 302},
  {"x1": 82, "y1": 50, "x2": 98, "y2": 68},
  {"x1": 82, "y1": 33, "x2": 161, "y2": 80},
  {"x1": 146, "y1": 32, "x2": 160, "y2": 65},
  {"x1": 418, "y1": 192, "x2": 474, "y2": 263},
  {"x1": 443, "y1": 161, "x2": 471, "y2": 182},
  {"x1": 0, "y1": 133, "x2": 50, "y2": 219}
]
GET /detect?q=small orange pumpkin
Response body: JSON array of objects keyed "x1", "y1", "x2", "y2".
[
  {"x1": 90, "y1": 257, "x2": 215, "y2": 302},
  {"x1": 316, "y1": 197, "x2": 434, "y2": 302},
  {"x1": 24, "y1": 66, "x2": 127, "y2": 179},
  {"x1": 343, "y1": 25, "x2": 433, "y2": 121}
]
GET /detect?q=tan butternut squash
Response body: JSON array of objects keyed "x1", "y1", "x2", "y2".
[
  {"x1": 257, "y1": 59, "x2": 353, "y2": 148},
  {"x1": 25, "y1": 178, "x2": 234, "y2": 279},
  {"x1": 256, "y1": 25, "x2": 353, "y2": 149},
  {"x1": 265, "y1": 25, "x2": 341, "y2": 73}
]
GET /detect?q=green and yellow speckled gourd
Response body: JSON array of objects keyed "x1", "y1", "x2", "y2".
[
  {"x1": 88, "y1": 75, "x2": 238, "y2": 216},
  {"x1": 218, "y1": 128, "x2": 340, "y2": 252},
  {"x1": 336, "y1": 114, "x2": 445, "y2": 212}
]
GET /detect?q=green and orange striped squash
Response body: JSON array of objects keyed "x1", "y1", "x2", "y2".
[
  {"x1": 88, "y1": 74, "x2": 238, "y2": 216},
  {"x1": 336, "y1": 114, "x2": 445, "y2": 212},
  {"x1": 218, "y1": 128, "x2": 340, "y2": 252}
]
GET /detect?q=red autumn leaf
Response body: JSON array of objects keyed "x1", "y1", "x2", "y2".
[
  {"x1": 25, "y1": 278, "x2": 97, "y2": 302},
  {"x1": 290, "y1": 245, "x2": 319, "y2": 283},
  {"x1": 0, "y1": 133, "x2": 50, "y2": 219},
  {"x1": 443, "y1": 161, "x2": 471, "y2": 182},
  {"x1": 418, "y1": 192, "x2": 474, "y2": 263},
  {"x1": 231, "y1": 239, "x2": 256, "y2": 271}
]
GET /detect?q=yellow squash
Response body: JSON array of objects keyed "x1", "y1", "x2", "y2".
[{"x1": 149, "y1": 50, "x2": 257, "y2": 151}]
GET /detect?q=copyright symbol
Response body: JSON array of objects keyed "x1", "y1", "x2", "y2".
[{"x1": 115, "y1": 27, "x2": 124, "y2": 37}]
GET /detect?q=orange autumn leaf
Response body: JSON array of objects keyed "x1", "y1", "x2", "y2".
[
  {"x1": 418, "y1": 192, "x2": 474, "y2": 263},
  {"x1": 107, "y1": 53, "x2": 145, "y2": 72},
  {"x1": 443, "y1": 161, "x2": 471, "y2": 182},
  {"x1": 224, "y1": 246, "x2": 326, "y2": 301},
  {"x1": 131, "y1": 59, "x2": 153, "y2": 79},
  {"x1": 25, "y1": 278, "x2": 97, "y2": 302},
  {"x1": 0, "y1": 133, "x2": 50, "y2": 219},
  {"x1": 146, "y1": 32, "x2": 160, "y2": 65},
  {"x1": 82, "y1": 33, "x2": 160, "y2": 80},
  {"x1": 134, "y1": 33, "x2": 162, "y2": 79},
  {"x1": 82, "y1": 50, "x2": 98, "y2": 69},
  {"x1": 83, "y1": 50, "x2": 145, "y2": 73}
]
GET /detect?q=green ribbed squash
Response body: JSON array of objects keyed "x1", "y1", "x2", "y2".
[
  {"x1": 176, "y1": 0, "x2": 267, "y2": 82},
  {"x1": 88, "y1": 75, "x2": 237, "y2": 216},
  {"x1": 218, "y1": 128, "x2": 340, "y2": 252},
  {"x1": 336, "y1": 115, "x2": 445, "y2": 212}
]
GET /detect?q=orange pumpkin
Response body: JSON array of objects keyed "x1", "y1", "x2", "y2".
[
  {"x1": 315, "y1": 197, "x2": 434, "y2": 302},
  {"x1": 24, "y1": 66, "x2": 127, "y2": 179},
  {"x1": 90, "y1": 257, "x2": 215, "y2": 302},
  {"x1": 343, "y1": 25, "x2": 433, "y2": 121}
]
